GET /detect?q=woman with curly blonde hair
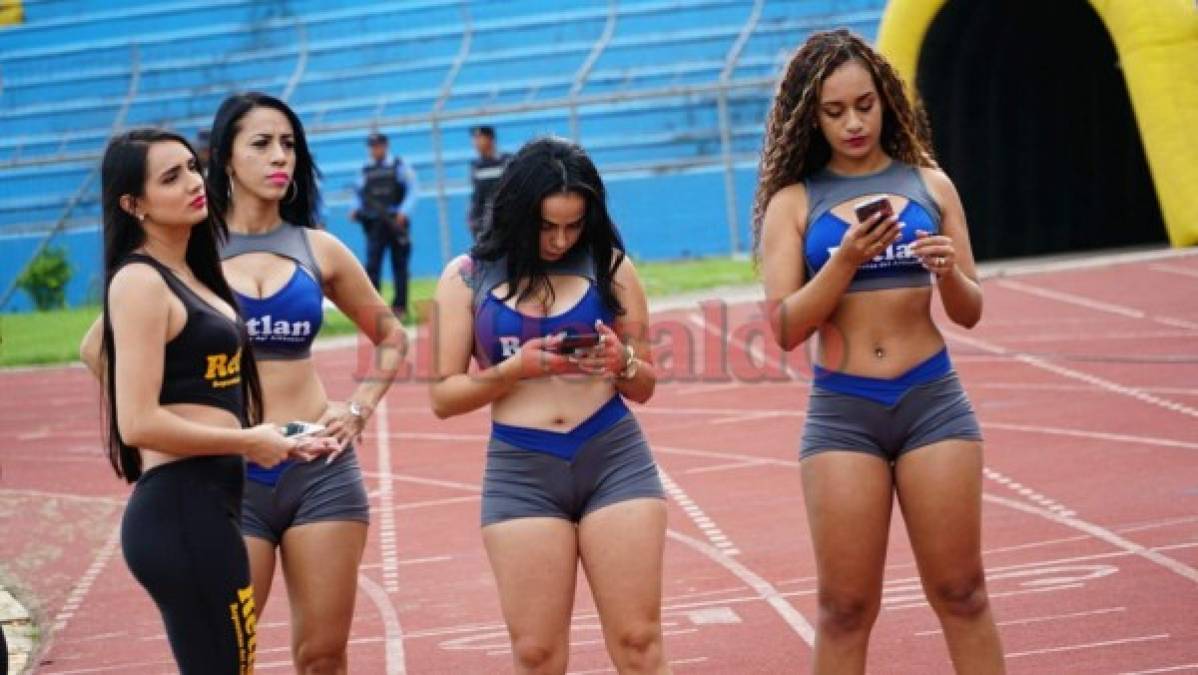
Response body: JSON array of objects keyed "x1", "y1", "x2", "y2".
[{"x1": 754, "y1": 29, "x2": 1005, "y2": 673}]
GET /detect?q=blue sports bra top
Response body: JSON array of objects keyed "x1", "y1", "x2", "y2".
[
  {"x1": 803, "y1": 160, "x2": 942, "y2": 292},
  {"x1": 221, "y1": 224, "x2": 324, "y2": 361},
  {"x1": 468, "y1": 246, "x2": 616, "y2": 368}
]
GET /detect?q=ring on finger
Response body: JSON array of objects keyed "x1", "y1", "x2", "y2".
[{"x1": 934, "y1": 256, "x2": 946, "y2": 266}]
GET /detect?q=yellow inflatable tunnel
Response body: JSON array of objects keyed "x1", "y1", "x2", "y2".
[
  {"x1": 878, "y1": 0, "x2": 1198, "y2": 248},
  {"x1": 0, "y1": 0, "x2": 23, "y2": 25}
]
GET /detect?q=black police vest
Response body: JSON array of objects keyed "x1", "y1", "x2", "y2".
[{"x1": 361, "y1": 159, "x2": 407, "y2": 221}]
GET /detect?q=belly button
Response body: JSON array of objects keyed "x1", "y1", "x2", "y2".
[
  {"x1": 553, "y1": 417, "x2": 566, "y2": 426},
  {"x1": 874, "y1": 347, "x2": 885, "y2": 359}
]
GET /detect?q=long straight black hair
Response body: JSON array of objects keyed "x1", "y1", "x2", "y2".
[
  {"x1": 471, "y1": 136, "x2": 625, "y2": 316},
  {"x1": 99, "y1": 128, "x2": 264, "y2": 482},
  {"x1": 206, "y1": 92, "x2": 322, "y2": 230}
]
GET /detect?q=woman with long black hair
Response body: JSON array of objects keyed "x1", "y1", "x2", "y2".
[
  {"x1": 82, "y1": 128, "x2": 335, "y2": 674},
  {"x1": 206, "y1": 92, "x2": 407, "y2": 674},
  {"x1": 429, "y1": 136, "x2": 670, "y2": 674}
]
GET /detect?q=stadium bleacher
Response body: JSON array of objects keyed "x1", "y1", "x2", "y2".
[{"x1": 0, "y1": 0, "x2": 884, "y2": 310}]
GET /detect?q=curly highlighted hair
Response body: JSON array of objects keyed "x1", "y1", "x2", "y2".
[{"x1": 751, "y1": 29, "x2": 937, "y2": 260}]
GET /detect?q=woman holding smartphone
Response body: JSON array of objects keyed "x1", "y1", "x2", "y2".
[
  {"x1": 206, "y1": 92, "x2": 407, "y2": 675},
  {"x1": 83, "y1": 128, "x2": 334, "y2": 674},
  {"x1": 429, "y1": 137, "x2": 670, "y2": 674},
  {"x1": 754, "y1": 30, "x2": 1005, "y2": 673}
]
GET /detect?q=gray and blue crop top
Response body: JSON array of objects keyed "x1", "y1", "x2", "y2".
[
  {"x1": 467, "y1": 246, "x2": 615, "y2": 368},
  {"x1": 220, "y1": 224, "x2": 324, "y2": 361},
  {"x1": 802, "y1": 160, "x2": 941, "y2": 292}
]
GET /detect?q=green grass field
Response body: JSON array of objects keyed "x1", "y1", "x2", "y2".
[{"x1": 1, "y1": 256, "x2": 756, "y2": 367}]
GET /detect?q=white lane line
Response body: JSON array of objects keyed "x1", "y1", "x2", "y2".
[
  {"x1": 393, "y1": 495, "x2": 480, "y2": 511},
  {"x1": 885, "y1": 582, "x2": 1087, "y2": 610},
  {"x1": 683, "y1": 460, "x2": 768, "y2": 475},
  {"x1": 1120, "y1": 664, "x2": 1198, "y2": 674},
  {"x1": 641, "y1": 406, "x2": 802, "y2": 417},
  {"x1": 946, "y1": 330, "x2": 1198, "y2": 419},
  {"x1": 971, "y1": 382, "x2": 1198, "y2": 396},
  {"x1": 981, "y1": 247, "x2": 1197, "y2": 278},
  {"x1": 51, "y1": 523, "x2": 121, "y2": 634},
  {"x1": 0, "y1": 488, "x2": 124, "y2": 506},
  {"x1": 1150, "y1": 262, "x2": 1198, "y2": 280},
  {"x1": 984, "y1": 493, "x2": 1198, "y2": 585},
  {"x1": 996, "y1": 329, "x2": 1196, "y2": 344},
  {"x1": 358, "y1": 573, "x2": 406, "y2": 675},
  {"x1": 1006, "y1": 633, "x2": 1170, "y2": 659},
  {"x1": 984, "y1": 468, "x2": 1075, "y2": 518},
  {"x1": 710, "y1": 410, "x2": 793, "y2": 425},
  {"x1": 653, "y1": 444, "x2": 795, "y2": 468},
  {"x1": 374, "y1": 397, "x2": 400, "y2": 593},
  {"x1": 383, "y1": 431, "x2": 488, "y2": 443},
  {"x1": 659, "y1": 468, "x2": 741, "y2": 557},
  {"x1": 996, "y1": 278, "x2": 1198, "y2": 330},
  {"x1": 982, "y1": 422, "x2": 1198, "y2": 451},
  {"x1": 1119, "y1": 515, "x2": 1198, "y2": 533},
  {"x1": 913, "y1": 606, "x2": 1126, "y2": 636},
  {"x1": 359, "y1": 470, "x2": 480, "y2": 493},
  {"x1": 665, "y1": 529, "x2": 816, "y2": 646},
  {"x1": 42, "y1": 660, "x2": 177, "y2": 674}
]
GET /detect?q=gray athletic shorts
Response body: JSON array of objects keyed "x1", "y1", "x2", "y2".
[
  {"x1": 242, "y1": 445, "x2": 370, "y2": 543},
  {"x1": 481, "y1": 414, "x2": 665, "y2": 527},
  {"x1": 800, "y1": 372, "x2": 983, "y2": 462}
]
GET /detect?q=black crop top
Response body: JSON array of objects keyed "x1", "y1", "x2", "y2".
[{"x1": 119, "y1": 254, "x2": 246, "y2": 423}]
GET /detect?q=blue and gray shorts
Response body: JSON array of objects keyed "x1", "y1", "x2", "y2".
[
  {"x1": 241, "y1": 445, "x2": 371, "y2": 543},
  {"x1": 800, "y1": 348, "x2": 983, "y2": 462},
  {"x1": 482, "y1": 396, "x2": 665, "y2": 526}
]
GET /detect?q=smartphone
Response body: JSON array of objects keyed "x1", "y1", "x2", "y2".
[
  {"x1": 556, "y1": 333, "x2": 602, "y2": 352},
  {"x1": 853, "y1": 196, "x2": 894, "y2": 232},
  {"x1": 282, "y1": 421, "x2": 325, "y2": 439}
]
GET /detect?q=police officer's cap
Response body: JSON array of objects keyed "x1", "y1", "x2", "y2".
[{"x1": 366, "y1": 132, "x2": 388, "y2": 146}]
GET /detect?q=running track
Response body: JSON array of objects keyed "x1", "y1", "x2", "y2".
[{"x1": 2, "y1": 249, "x2": 1196, "y2": 674}]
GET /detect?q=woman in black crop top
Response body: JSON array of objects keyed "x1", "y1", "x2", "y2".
[
  {"x1": 80, "y1": 129, "x2": 335, "y2": 674},
  {"x1": 753, "y1": 31, "x2": 1004, "y2": 673}
]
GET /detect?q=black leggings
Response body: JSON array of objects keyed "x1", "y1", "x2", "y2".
[{"x1": 121, "y1": 455, "x2": 256, "y2": 674}]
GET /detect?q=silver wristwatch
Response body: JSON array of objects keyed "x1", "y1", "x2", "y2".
[{"x1": 348, "y1": 400, "x2": 368, "y2": 420}]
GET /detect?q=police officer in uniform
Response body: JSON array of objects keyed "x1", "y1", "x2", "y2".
[
  {"x1": 350, "y1": 132, "x2": 419, "y2": 317},
  {"x1": 466, "y1": 125, "x2": 510, "y2": 240}
]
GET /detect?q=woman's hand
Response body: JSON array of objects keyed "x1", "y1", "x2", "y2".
[
  {"x1": 568, "y1": 320, "x2": 631, "y2": 379},
  {"x1": 317, "y1": 400, "x2": 370, "y2": 460},
  {"x1": 243, "y1": 424, "x2": 339, "y2": 467},
  {"x1": 910, "y1": 230, "x2": 957, "y2": 278},
  {"x1": 508, "y1": 334, "x2": 574, "y2": 380},
  {"x1": 834, "y1": 210, "x2": 903, "y2": 268}
]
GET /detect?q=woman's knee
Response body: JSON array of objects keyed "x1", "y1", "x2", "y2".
[
  {"x1": 817, "y1": 590, "x2": 881, "y2": 637},
  {"x1": 927, "y1": 573, "x2": 991, "y2": 620},
  {"x1": 511, "y1": 635, "x2": 567, "y2": 673},
  {"x1": 293, "y1": 638, "x2": 348, "y2": 674},
  {"x1": 609, "y1": 621, "x2": 665, "y2": 668}
]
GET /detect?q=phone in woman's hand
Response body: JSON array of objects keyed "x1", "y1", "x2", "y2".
[
  {"x1": 853, "y1": 196, "x2": 895, "y2": 233},
  {"x1": 554, "y1": 333, "x2": 602, "y2": 353},
  {"x1": 282, "y1": 421, "x2": 325, "y2": 438}
]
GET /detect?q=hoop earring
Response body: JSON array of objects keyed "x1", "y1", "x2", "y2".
[{"x1": 284, "y1": 180, "x2": 298, "y2": 204}]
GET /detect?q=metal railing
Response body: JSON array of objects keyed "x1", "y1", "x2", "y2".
[
  {"x1": 429, "y1": 0, "x2": 474, "y2": 264},
  {"x1": 717, "y1": 0, "x2": 764, "y2": 254},
  {"x1": 1, "y1": 43, "x2": 140, "y2": 310},
  {"x1": 281, "y1": 18, "x2": 309, "y2": 103},
  {"x1": 568, "y1": 0, "x2": 618, "y2": 141}
]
